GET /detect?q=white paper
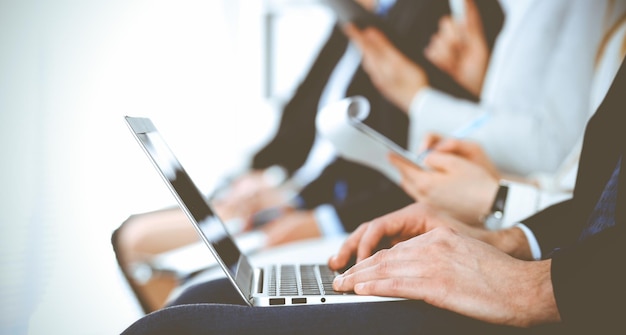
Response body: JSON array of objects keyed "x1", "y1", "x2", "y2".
[{"x1": 316, "y1": 96, "x2": 404, "y2": 184}]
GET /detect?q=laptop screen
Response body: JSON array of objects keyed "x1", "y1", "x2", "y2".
[{"x1": 125, "y1": 117, "x2": 252, "y2": 290}]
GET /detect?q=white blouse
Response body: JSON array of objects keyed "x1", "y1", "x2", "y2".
[{"x1": 408, "y1": 0, "x2": 608, "y2": 176}]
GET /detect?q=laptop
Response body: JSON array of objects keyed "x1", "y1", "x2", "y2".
[{"x1": 124, "y1": 116, "x2": 404, "y2": 306}]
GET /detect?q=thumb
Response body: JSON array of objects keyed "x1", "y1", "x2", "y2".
[
  {"x1": 389, "y1": 152, "x2": 429, "y2": 179},
  {"x1": 422, "y1": 151, "x2": 462, "y2": 172},
  {"x1": 418, "y1": 132, "x2": 445, "y2": 152},
  {"x1": 431, "y1": 137, "x2": 479, "y2": 160}
]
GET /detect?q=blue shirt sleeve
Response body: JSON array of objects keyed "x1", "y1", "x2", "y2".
[
  {"x1": 313, "y1": 204, "x2": 346, "y2": 237},
  {"x1": 376, "y1": 0, "x2": 396, "y2": 16}
]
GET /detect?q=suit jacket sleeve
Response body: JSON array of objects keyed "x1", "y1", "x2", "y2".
[
  {"x1": 549, "y1": 155, "x2": 625, "y2": 333},
  {"x1": 251, "y1": 26, "x2": 348, "y2": 175},
  {"x1": 550, "y1": 222, "x2": 626, "y2": 334},
  {"x1": 522, "y1": 58, "x2": 626, "y2": 332}
]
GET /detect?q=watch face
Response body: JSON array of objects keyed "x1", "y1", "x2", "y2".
[
  {"x1": 485, "y1": 184, "x2": 509, "y2": 230},
  {"x1": 492, "y1": 184, "x2": 509, "y2": 213}
]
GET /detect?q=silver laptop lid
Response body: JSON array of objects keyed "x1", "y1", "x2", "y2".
[{"x1": 124, "y1": 116, "x2": 254, "y2": 305}]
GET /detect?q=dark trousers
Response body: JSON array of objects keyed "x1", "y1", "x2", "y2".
[{"x1": 121, "y1": 278, "x2": 564, "y2": 335}]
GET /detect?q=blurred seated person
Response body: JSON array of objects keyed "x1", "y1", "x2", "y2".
[
  {"x1": 112, "y1": 0, "x2": 505, "y2": 313},
  {"x1": 344, "y1": 0, "x2": 608, "y2": 177},
  {"x1": 388, "y1": 8, "x2": 626, "y2": 229}
]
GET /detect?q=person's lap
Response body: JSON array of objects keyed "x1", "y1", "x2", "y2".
[{"x1": 122, "y1": 278, "x2": 563, "y2": 335}]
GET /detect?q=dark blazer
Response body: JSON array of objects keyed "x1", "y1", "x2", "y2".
[
  {"x1": 251, "y1": 0, "x2": 504, "y2": 232},
  {"x1": 522, "y1": 59, "x2": 626, "y2": 333}
]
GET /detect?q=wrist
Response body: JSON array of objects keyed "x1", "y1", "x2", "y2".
[
  {"x1": 485, "y1": 226, "x2": 532, "y2": 260},
  {"x1": 398, "y1": 82, "x2": 428, "y2": 113},
  {"x1": 398, "y1": 65, "x2": 429, "y2": 113},
  {"x1": 516, "y1": 260, "x2": 560, "y2": 327}
]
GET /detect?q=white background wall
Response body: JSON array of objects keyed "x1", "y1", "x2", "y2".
[{"x1": 0, "y1": 0, "x2": 332, "y2": 333}]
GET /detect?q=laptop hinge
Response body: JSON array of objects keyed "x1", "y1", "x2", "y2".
[
  {"x1": 257, "y1": 268, "x2": 264, "y2": 294},
  {"x1": 252, "y1": 268, "x2": 264, "y2": 295}
]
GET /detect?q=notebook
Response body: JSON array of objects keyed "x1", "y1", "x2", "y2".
[
  {"x1": 124, "y1": 116, "x2": 404, "y2": 306},
  {"x1": 316, "y1": 96, "x2": 428, "y2": 185},
  {"x1": 344, "y1": 96, "x2": 429, "y2": 171}
]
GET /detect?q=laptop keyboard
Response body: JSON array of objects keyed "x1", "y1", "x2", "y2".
[{"x1": 267, "y1": 264, "x2": 342, "y2": 296}]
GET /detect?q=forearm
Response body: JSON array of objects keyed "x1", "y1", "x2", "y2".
[
  {"x1": 470, "y1": 234, "x2": 561, "y2": 327},
  {"x1": 549, "y1": 224, "x2": 626, "y2": 333}
]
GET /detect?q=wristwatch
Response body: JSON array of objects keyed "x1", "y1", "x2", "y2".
[{"x1": 484, "y1": 181, "x2": 509, "y2": 230}]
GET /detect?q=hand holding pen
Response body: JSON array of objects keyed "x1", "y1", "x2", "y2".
[
  {"x1": 417, "y1": 133, "x2": 499, "y2": 179},
  {"x1": 415, "y1": 113, "x2": 498, "y2": 177},
  {"x1": 388, "y1": 120, "x2": 503, "y2": 226}
]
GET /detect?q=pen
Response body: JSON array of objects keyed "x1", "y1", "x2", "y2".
[{"x1": 415, "y1": 112, "x2": 490, "y2": 165}]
